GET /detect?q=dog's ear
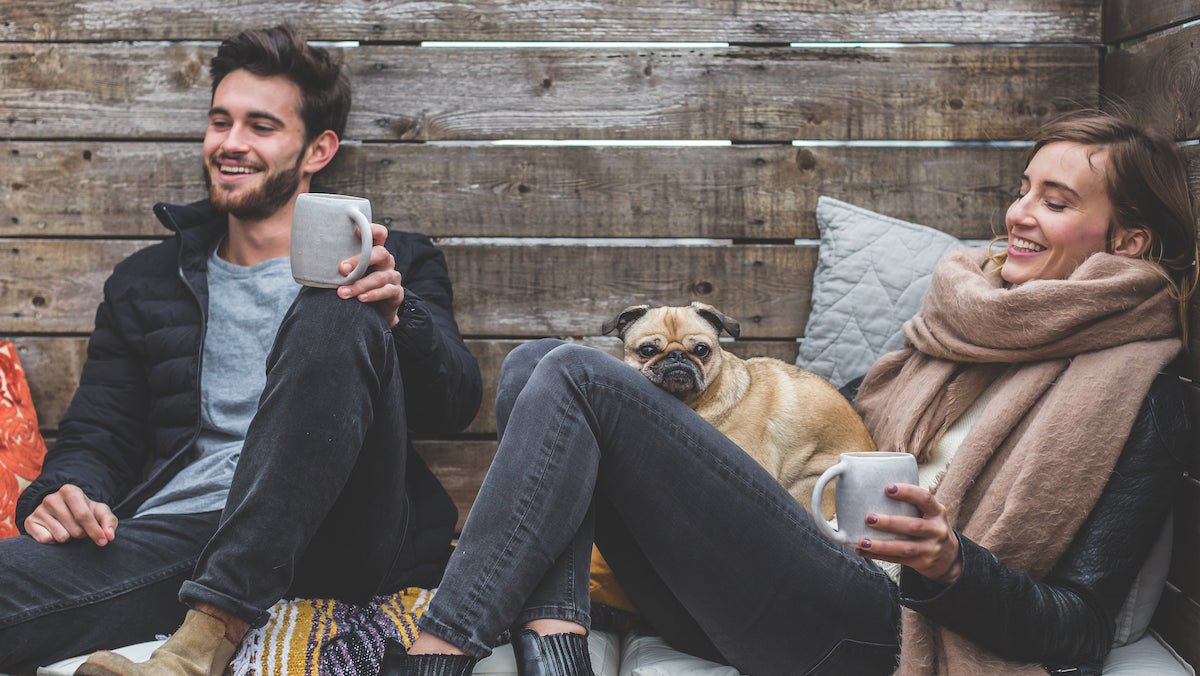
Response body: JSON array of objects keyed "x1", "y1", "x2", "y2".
[
  {"x1": 690, "y1": 302, "x2": 741, "y2": 339},
  {"x1": 602, "y1": 304, "x2": 651, "y2": 338}
]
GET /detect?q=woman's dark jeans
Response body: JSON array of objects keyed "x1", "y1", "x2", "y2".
[
  {"x1": 418, "y1": 340, "x2": 900, "y2": 675},
  {"x1": 0, "y1": 289, "x2": 418, "y2": 671}
]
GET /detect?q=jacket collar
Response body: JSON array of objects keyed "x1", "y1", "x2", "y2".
[{"x1": 153, "y1": 198, "x2": 227, "y2": 271}]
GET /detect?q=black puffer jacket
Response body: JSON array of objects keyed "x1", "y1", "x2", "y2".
[
  {"x1": 16, "y1": 199, "x2": 482, "y2": 587},
  {"x1": 897, "y1": 369, "x2": 1191, "y2": 673}
]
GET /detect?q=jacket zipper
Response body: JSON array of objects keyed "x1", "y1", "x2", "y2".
[{"x1": 112, "y1": 206, "x2": 209, "y2": 516}]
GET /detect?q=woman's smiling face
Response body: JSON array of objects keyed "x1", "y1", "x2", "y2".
[{"x1": 1002, "y1": 141, "x2": 1117, "y2": 286}]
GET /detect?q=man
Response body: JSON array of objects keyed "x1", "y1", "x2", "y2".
[{"x1": 0, "y1": 24, "x2": 481, "y2": 674}]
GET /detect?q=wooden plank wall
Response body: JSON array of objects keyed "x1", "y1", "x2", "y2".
[
  {"x1": 4, "y1": 0, "x2": 1147, "y2": 656},
  {"x1": 1105, "y1": 1, "x2": 1200, "y2": 668}
]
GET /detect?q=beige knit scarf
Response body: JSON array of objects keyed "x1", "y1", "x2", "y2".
[{"x1": 854, "y1": 248, "x2": 1181, "y2": 676}]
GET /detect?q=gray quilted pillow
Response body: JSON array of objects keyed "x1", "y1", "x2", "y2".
[{"x1": 797, "y1": 197, "x2": 962, "y2": 387}]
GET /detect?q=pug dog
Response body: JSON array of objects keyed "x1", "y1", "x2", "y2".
[{"x1": 602, "y1": 302, "x2": 876, "y2": 517}]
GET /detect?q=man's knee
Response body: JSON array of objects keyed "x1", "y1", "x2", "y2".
[{"x1": 286, "y1": 287, "x2": 388, "y2": 336}]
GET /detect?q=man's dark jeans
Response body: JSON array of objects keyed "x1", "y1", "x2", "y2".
[
  {"x1": 418, "y1": 340, "x2": 901, "y2": 675},
  {"x1": 0, "y1": 289, "x2": 416, "y2": 671}
]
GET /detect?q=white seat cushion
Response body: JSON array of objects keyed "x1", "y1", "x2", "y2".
[
  {"x1": 618, "y1": 632, "x2": 744, "y2": 676},
  {"x1": 36, "y1": 639, "x2": 166, "y2": 675},
  {"x1": 1103, "y1": 630, "x2": 1194, "y2": 675},
  {"x1": 615, "y1": 630, "x2": 1195, "y2": 676},
  {"x1": 32, "y1": 632, "x2": 621, "y2": 676}
]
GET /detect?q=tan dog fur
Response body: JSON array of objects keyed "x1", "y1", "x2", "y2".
[{"x1": 603, "y1": 302, "x2": 876, "y2": 517}]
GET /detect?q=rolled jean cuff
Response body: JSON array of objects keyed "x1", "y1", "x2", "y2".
[
  {"x1": 416, "y1": 614, "x2": 493, "y2": 660},
  {"x1": 515, "y1": 604, "x2": 591, "y2": 632},
  {"x1": 178, "y1": 580, "x2": 270, "y2": 628}
]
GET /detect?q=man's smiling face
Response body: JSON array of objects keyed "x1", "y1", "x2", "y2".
[{"x1": 203, "y1": 69, "x2": 310, "y2": 220}]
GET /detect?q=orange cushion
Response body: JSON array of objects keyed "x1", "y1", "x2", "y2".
[
  {"x1": 0, "y1": 341, "x2": 47, "y2": 538},
  {"x1": 590, "y1": 545, "x2": 637, "y2": 613}
]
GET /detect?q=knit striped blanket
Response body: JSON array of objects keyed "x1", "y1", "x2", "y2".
[{"x1": 229, "y1": 587, "x2": 434, "y2": 675}]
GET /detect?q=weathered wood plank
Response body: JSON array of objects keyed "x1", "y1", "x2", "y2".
[
  {"x1": 0, "y1": 239, "x2": 816, "y2": 336},
  {"x1": 1170, "y1": 477, "x2": 1200, "y2": 602},
  {"x1": 1, "y1": 1, "x2": 1101, "y2": 44},
  {"x1": 1104, "y1": 22, "x2": 1200, "y2": 142},
  {"x1": 0, "y1": 141, "x2": 1024, "y2": 239},
  {"x1": 1104, "y1": 0, "x2": 1200, "y2": 44},
  {"x1": 0, "y1": 239, "x2": 152, "y2": 333},
  {"x1": 0, "y1": 43, "x2": 1099, "y2": 141},
  {"x1": 12, "y1": 336, "x2": 799, "y2": 435},
  {"x1": 445, "y1": 243, "x2": 813, "y2": 337},
  {"x1": 1186, "y1": 147, "x2": 1200, "y2": 379},
  {"x1": 1153, "y1": 584, "x2": 1200, "y2": 670}
]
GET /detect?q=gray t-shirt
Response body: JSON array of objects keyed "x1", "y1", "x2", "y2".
[{"x1": 134, "y1": 249, "x2": 300, "y2": 518}]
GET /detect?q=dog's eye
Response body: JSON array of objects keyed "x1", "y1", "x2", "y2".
[
  {"x1": 637, "y1": 345, "x2": 657, "y2": 358},
  {"x1": 693, "y1": 344, "x2": 711, "y2": 358}
]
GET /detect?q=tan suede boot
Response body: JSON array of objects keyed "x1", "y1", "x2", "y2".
[{"x1": 75, "y1": 610, "x2": 238, "y2": 676}]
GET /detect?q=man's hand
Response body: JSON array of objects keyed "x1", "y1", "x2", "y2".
[
  {"x1": 338, "y1": 222, "x2": 404, "y2": 328},
  {"x1": 24, "y1": 484, "x2": 117, "y2": 546},
  {"x1": 853, "y1": 483, "x2": 963, "y2": 586}
]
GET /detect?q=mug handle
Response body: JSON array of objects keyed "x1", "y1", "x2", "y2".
[
  {"x1": 342, "y1": 210, "x2": 374, "y2": 284},
  {"x1": 811, "y1": 461, "x2": 848, "y2": 544}
]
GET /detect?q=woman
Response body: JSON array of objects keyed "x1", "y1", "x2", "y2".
[{"x1": 385, "y1": 111, "x2": 1197, "y2": 675}]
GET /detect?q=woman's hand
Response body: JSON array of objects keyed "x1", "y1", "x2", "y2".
[
  {"x1": 855, "y1": 483, "x2": 963, "y2": 585},
  {"x1": 337, "y1": 222, "x2": 405, "y2": 328}
]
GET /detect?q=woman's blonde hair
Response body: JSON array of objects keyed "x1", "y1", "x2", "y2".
[{"x1": 991, "y1": 110, "x2": 1199, "y2": 342}]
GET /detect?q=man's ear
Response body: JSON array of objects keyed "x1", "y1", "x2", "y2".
[
  {"x1": 1112, "y1": 225, "x2": 1150, "y2": 258},
  {"x1": 301, "y1": 130, "x2": 340, "y2": 177}
]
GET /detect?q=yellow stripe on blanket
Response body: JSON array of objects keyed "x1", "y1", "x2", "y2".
[{"x1": 230, "y1": 588, "x2": 437, "y2": 675}]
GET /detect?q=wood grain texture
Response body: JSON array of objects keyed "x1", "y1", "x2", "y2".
[
  {"x1": 1104, "y1": 0, "x2": 1200, "y2": 43},
  {"x1": 1, "y1": 1, "x2": 1100, "y2": 43},
  {"x1": 0, "y1": 239, "x2": 815, "y2": 336},
  {"x1": 443, "y1": 243, "x2": 814, "y2": 337},
  {"x1": 0, "y1": 141, "x2": 1023, "y2": 239},
  {"x1": 0, "y1": 239, "x2": 152, "y2": 333},
  {"x1": 1104, "y1": 22, "x2": 1200, "y2": 141},
  {"x1": 0, "y1": 43, "x2": 1099, "y2": 141},
  {"x1": 13, "y1": 336, "x2": 798, "y2": 435},
  {"x1": 1152, "y1": 584, "x2": 1200, "y2": 670},
  {"x1": 1186, "y1": 147, "x2": 1200, "y2": 379}
]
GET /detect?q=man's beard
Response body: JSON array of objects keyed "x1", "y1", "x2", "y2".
[{"x1": 204, "y1": 154, "x2": 303, "y2": 221}]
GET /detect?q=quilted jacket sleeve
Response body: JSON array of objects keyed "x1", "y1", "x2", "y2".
[{"x1": 15, "y1": 278, "x2": 150, "y2": 528}]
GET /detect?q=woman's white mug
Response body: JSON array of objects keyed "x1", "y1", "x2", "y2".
[
  {"x1": 812, "y1": 452, "x2": 920, "y2": 546},
  {"x1": 291, "y1": 193, "x2": 374, "y2": 288}
]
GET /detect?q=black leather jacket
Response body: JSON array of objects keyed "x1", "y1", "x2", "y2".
[{"x1": 895, "y1": 370, "x2": 1191, "y2": 673}]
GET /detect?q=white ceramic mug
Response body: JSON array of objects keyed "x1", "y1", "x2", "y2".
[
  {"x1": 290, "y1": 193, "x2": 374, "y2": 288},
  {"x1": 812, "y1": 451, "x2": 920, "y2": 546}
]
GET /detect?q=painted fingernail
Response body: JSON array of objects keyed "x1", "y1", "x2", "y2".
[
  {"x1": 886, "y1": 484, "x2": 899, "y2": 494},
  {"x1": 860, "y1": 538, "x2": 872, "y2": 549},
  {"x1": 866, "y1": 513, "x2": 878, "y2": 525}
]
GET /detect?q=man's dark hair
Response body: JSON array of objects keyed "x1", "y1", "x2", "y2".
[{"x1": 210, "y1": 24, "x2": 351, "y2": 143}]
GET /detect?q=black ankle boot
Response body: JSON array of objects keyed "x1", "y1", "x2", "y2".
[
  {"x1": 379, "y1": 638, "x2": 477, "y2": 676},
  {"x1": 511, "y1": 630, "x2": 595, "y2": 676}
]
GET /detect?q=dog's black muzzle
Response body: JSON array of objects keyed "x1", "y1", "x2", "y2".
[{"x1": 652, "y1": 351, "x2": 703, "y2": 396}]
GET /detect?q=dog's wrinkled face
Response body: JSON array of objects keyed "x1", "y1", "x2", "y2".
[{"x1": 603, "y1": 303, "x2": 740, "y2": 402}]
